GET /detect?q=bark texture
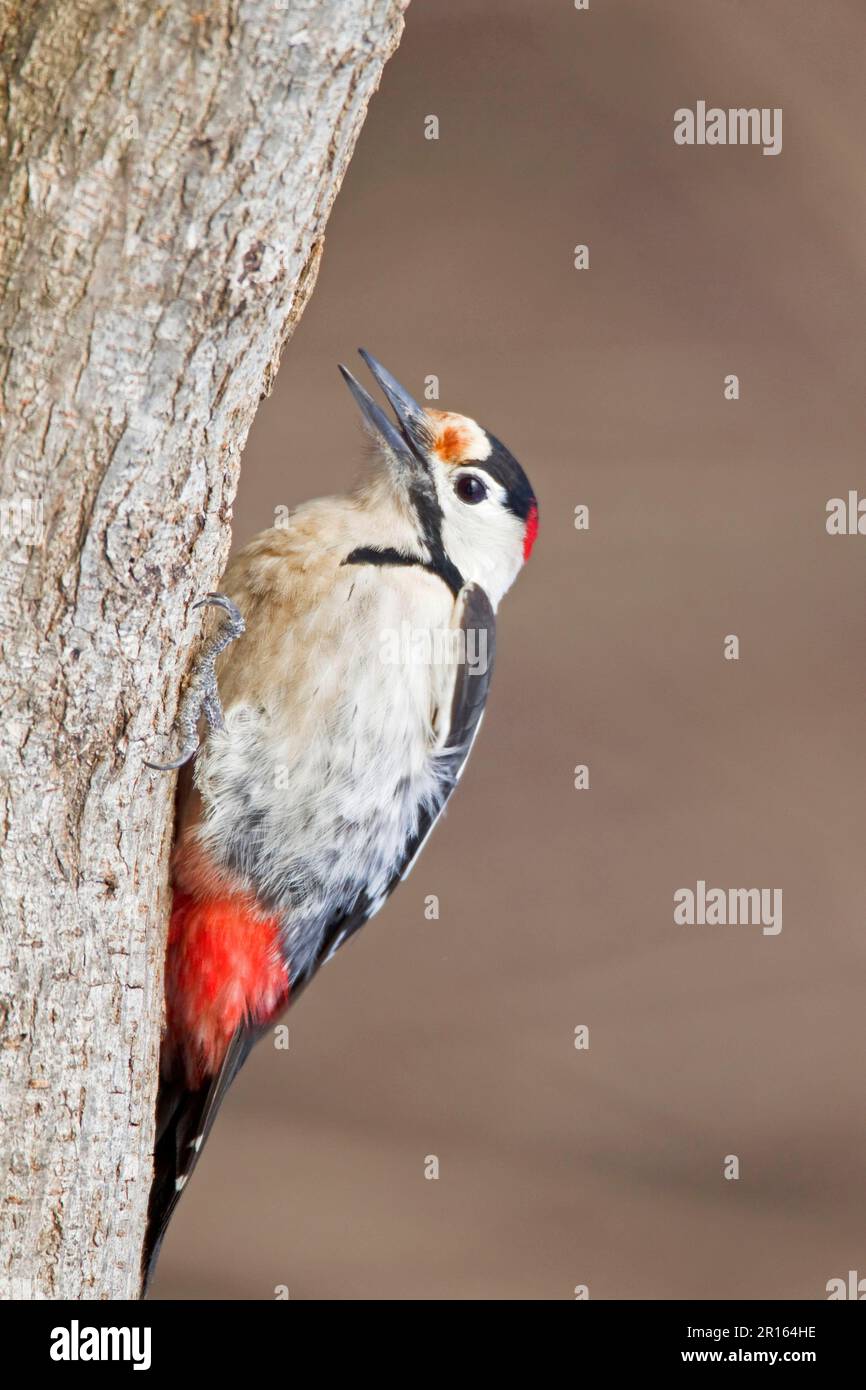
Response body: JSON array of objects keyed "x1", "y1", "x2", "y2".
[{"x1": 0, "y1": 0, "x2": 407, "y2": 1299}]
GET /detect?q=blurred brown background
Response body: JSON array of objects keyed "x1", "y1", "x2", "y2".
[{"x1": 152, "y1": 0, "x2": 866, "y2": 1299}]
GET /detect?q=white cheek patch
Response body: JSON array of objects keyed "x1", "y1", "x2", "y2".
[{"x1": 438, "y1": 477, "x2": 524, "y2": 608}]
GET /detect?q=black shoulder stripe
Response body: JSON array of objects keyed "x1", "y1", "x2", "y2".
[
  {"x1": 343, "y1": 546, "x2": 421, "y2": 570},
  {"x1": 343, "y1": 545, "x2": 464, "y2": 598}
]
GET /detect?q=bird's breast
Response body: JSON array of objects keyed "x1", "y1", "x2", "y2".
[{"x1": 188, "y1": 565, "x2": 459, "y2": 975}]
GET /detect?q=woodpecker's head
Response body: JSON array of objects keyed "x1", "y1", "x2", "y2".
[{"x1": 340, "y1": 349, "x2": 538, "y2": 608}]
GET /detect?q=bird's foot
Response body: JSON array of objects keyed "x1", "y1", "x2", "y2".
[{"x1": 145, "y1": 594, "x2": 245, "y2": 771}]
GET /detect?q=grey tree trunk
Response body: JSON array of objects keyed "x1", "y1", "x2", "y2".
[{"x1": 0, "y1": 0, "x2": 407, "y2": 1300}]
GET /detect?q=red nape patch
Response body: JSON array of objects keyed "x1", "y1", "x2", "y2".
[
  {"x1": 523, "y1": 501, "x2": 539, "y2": 561},
  {"x1": 166, "y1": 889, "x2": 288, "y2": 1087}
]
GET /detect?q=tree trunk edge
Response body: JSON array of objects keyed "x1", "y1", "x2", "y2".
[{"x1": 0, "y1": 0, "x2": 409, "y2": 1300}]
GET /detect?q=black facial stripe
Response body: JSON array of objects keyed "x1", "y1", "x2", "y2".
[
  {"x1": 468, "y1": 433, "x2": 535, "y2": 521},
  {"x1": 408, "y1": 477, "x2": 444, "y2": 553},
  {"x1": 342, "y1": 545, "x2": 464, "y2": 599},
  {"x1": 405, "y1": 476, "x2": 466, "y2": 597}
]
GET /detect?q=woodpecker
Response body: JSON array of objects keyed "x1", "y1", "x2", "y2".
[{"x1": 143, "y1": 350, "x2": 538, "y2": 1287}]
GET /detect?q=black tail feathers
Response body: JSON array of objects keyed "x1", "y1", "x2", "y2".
[{"x1": 141, "y1": 1027, "x2": 255, "y2": 1295}]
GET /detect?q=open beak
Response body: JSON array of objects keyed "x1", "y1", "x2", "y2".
[{"x1": 339, "y1": 348, "x2": 433, "y2": 472}]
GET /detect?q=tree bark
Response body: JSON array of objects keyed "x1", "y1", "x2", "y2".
[{"x1": 0, "y1": 0, "x2": 407, "y2": 1300}]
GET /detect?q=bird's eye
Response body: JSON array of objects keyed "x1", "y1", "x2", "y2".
[{"x1": 454, "y1": 473, "x2": 488, "y2": 505}]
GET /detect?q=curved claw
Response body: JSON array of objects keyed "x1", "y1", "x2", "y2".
[
  {"x1": 143, "y1": 748, "x2": 198, "y2": 773},
  {"x1": 192, "y1": 593, "x2": 244, "y2": 624},
  {"x1": 145, "y1": 592, "x2": 246, "y2": 773}
]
